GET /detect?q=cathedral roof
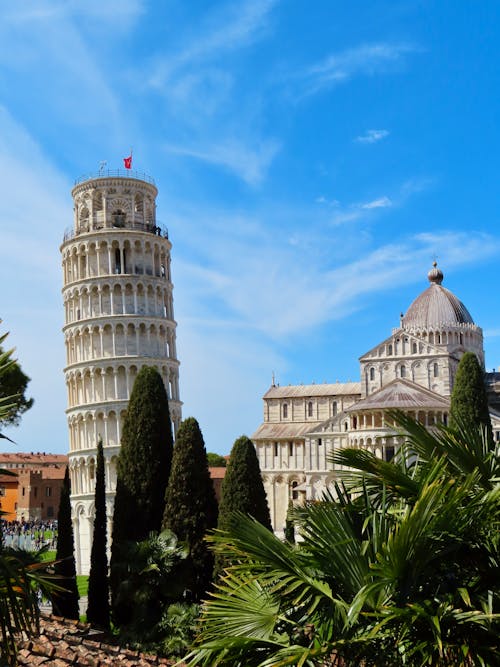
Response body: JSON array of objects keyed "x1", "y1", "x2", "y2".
[
  {"x1": 263, "y1": 382, "x2": 361, "y2": 399},
  {"x1": 346, "y1": 379, "x2": 450, "y2": 412},
  {"x1": 252, "y1": 421, "x2": 323, "y2": 440},
  {"x1": 402, "y1": 263, "x2": 474, "y2": 330}
]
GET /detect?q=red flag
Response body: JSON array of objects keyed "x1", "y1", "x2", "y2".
[{"x1": 123, "y1": 154, "x2": 132, "y2": 169}]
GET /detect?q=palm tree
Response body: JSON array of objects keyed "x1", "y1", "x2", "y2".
[
  {"x1": 185, "y1": 413, "x2": 499, "y2": 666},
  {"x1": 0, "y1": 330, "x2": 58, "y2": 665}
]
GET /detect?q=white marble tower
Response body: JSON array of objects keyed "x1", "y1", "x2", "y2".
[{"x1": 61, "y1": 170, "x2": 181, "y2": 574}]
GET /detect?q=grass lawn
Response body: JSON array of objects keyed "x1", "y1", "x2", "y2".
[
  {"x1": 39, "y1": 550, "x2": 56, "y2": 562},
  {"x1": 77, "y1": 575, "x2": 89, "y2": 597}
]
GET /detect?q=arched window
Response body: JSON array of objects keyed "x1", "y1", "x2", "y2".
[
  {"x1": 283, "y1": 404, "x2": 288, "y2": 419},
  {"x1": 400, "y1": 365, "x2": 406, "y2": 378},
  {"x1": 274, "y1": 442, "x2": 279, "y2": 457},
  {"x1": 433, "y1": 363, "x2": 439, "y2": 377},
  {"x1": 332, "y1": 401, "x2": 337, "y2": 416},
  {"x1": 412, "y1": 342, "x2": 417, "y2": 354},
  {"x1": 388, "y1": 344, "x2": 393, "y2": 355},
  {"x1": 369, "y1": 367, "x2": 375, "y2": 381},
  {"x1": 308, "y1": 401, "x2": 313, "y2": 417},
  {"x1": 289, "y1": 441, "x2": 293, "y2": 456},
  {"x1": 291, "y1": 480, "x2": 299, "y2": 500}
]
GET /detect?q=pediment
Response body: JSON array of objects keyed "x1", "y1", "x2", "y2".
[{"x1": 345, "y1": 378, "x2": 450, "y2": 412}]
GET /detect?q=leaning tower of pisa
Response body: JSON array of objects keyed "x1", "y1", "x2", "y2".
[{"x1": 61, "y1": 170, "x2": 181, "y2": 574}]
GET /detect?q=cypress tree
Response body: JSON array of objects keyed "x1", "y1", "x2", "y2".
[
  {"x1": 86, "y1": 438, "x2": 110, "y2": 630},
  {"x1": 162, "y1": 417, "x2": 218, "y2": 600},
  {"x1": 450, "y1": 351, "x2": 493, "y2": 442},
  {"x1": 217, "y1": 435, "x2": 272, "y2": 533},
  {"x1": 110, "y1": 366, "x2": 173, "y2": 622},
  {"x1": 214, "y1": 435, "x2": 272, "y2": 576},
  {"x1": 52, "y1": 467, "x2": 79, "y2": 619}
]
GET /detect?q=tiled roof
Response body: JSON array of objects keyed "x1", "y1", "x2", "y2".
[
  {"x1": 252, "y1": 421, "x2": 318, "y2": 440},
  {"x1": 345, "y1": 379, "x2": 450, "y2": 412},
  {"x1": 0, "y1": 453, "x2": 68, "y2": 464},
  {"x1": 17, "y1": 615, "x2": 181, "y2": 666},
  {"x1": 263, "y1": 382, "x2": 361, "y2": 399}
]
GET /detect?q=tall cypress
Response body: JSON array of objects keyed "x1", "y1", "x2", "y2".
[
  {"x1": 86, "y1": 439, "x2": 110, "y2": 630},
  {"x1": 215, "y1": 435, "x2": 272, "y2": 576},
  {"x1": 450, "y1": 351, "x2": 493, "y2": 442},
  {"x1": 52, "y1": 467, "x2": 79, "y2": 619},
  {"x1": 162, "y1": 417, "x2": 218, "y2": 600},
  {"x1": 110, "y1": 366, "x2": 173, "y2": 622},
  {"x1": 217, "y1": 435, "x2": 272, "y2": 532}
]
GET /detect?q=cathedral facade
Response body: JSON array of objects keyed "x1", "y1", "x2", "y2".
[{"x1": 253, "y1": 264, "x2": 500, "y2": 535}]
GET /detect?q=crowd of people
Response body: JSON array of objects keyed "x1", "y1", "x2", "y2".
[{"x1": 1, "y1": 518, "x2": 58, "y2": 550}]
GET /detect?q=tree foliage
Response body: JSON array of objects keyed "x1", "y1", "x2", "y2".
[
  {"x1": 0, "y1": 344, "x2": 33, "y2": 427},
  {"x1": 186, "y1": 414, "x2": 500, "y2": 667},
  {"x1": 450, "y1": 351, "x2": 493, "y2": 443},
  {"x1": 110, "y1": 366, "x2": 173, "y2": 624},
  {"x1": 52, "y1": 467, "x2": 79, "y2": 620},
  {"x1": 112, "y1": 529, "x2": 196, "y2": 656},
  {"x1": 207, "y1": 452, "x2": 227, "y2": 467},
  {"x1": 162, "y1": 417, "x2": 218, "y2": 600},
  {"x1": 86, "y1": 438, "x2": 110, "y2": 630},
  {"x1": 217, "y1": 435, "x2": 271, "y2": 533}
]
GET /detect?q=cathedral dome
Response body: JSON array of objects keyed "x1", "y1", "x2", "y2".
[{"x1": 402, "y1": 263, "x2": 474, "y2": 330}]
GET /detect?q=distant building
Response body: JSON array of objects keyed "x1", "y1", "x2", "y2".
[
  {"x1": 0, "y1": 453, "x2": 68, "y2": 522},
  {"x1": 209, "y1": 467, "x2": 226, "y2": 502},
  {"x1": 253, "y1": 264, "x2": 500, "y2": 535}
]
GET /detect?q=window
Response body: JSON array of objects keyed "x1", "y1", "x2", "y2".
[
  {"x1": 308, "y1": 401, "x2": 313, "y2": 417},
  {"x1": 318, "y1": 438, "x2": 322, "y2": 446},
  {"x1": 388, "y1": 344, "x2": 393, "y2": 355},
  {"x1": 45, "y1": 487, "x2": 52, "y2": 497},
  {"x1": 385, "y1": 446, "x2": 395, "y2": 462},
  {"x1": 400, "y1": 365, "x2": 406, "y2": 378},
  {"x1": 274, "y1": 442, "x2": 279, "y2": 457},
  {"x1": 282, "y1": 404, "x2": 288, "y2": 419},
  {"x1": 47, "y1": 506, "x2": 54, "y2": 518},
  {"x1": 369, "y1": 367, "x2": 375, "y2": 381},
  {"x1": 412, "y1": 342, "x2": 417, "y2": 354},
  {"x1": 332, "y1": 402, "x2": 337, "y2": 416},
  {"x1": 34, "y1": 487, "x2": 37, "y2": 498},
  {"x1": 0, "y1": 487, "x2": 5, "y2": 497},
  {"x1": 22, "y1": 487, "x2": 25, "y2": 497},
  {"x1": 115, "y1": 248, "x2": 121, "y2": 274},
  {"x1": 433, "y1": 363, "x2": 439, "y2": 377},
  {"x1": 288, "y1": 442, "x2": 293, "y2": 456},
  {"x1": 291, "y1": 481, "x2": 299, "y2": 501}
]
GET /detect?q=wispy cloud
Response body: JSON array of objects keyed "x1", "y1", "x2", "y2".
[
  {"x1": 361, "y1": 196, "x2": 392, "y2": 210},
  {"x1": 165, "y1": 139, "x2": 281, "y2": 186},
  {"x1": 148, "y1": 0, "x2": 278, "y2": 91},
  {"x1": 355, "y1": 129, "x2": 390, "y2": 144},
  {"x1": 297, "y1": 42, "x2": 418, "y2": 97},
  {"x1": 327, "y1": 195, "x2": 392, "y2": 225}
]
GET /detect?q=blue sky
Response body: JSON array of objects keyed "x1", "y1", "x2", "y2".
[{"x1": 1, "y1": 0, "x2": 500, "y2": 455}]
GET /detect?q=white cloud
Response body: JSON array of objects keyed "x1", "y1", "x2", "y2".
[
  {"x1": 298, "y1": 42, "x2": 418, "y2": 97},
  {"x1": 164, "y1": 139, "x2": 281, "y2": 186},
  {"x1": 0, "y1": 3, "x2": 125, "y2": 133},
  {"x1": 355, "y1": 129, "x2": 390, "y2": 144},
  {"x1": 361, "y1": 196, "x2": 393, "y2": 209},
  {"x1": 147, "y1": 0, "x2": 278, "y2": 91}
]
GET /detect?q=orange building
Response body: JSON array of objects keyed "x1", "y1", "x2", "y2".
[
  {"x1": 0, "y1": 473, "x2": 19, "y2": 521},
  {"x1": 0, "y1": 453, "x2": 69, "y2": 522}
]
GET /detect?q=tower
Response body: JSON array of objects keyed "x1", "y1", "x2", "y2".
[{"x1": 61, "y1": 171, "x2": 181, "y2": 574}]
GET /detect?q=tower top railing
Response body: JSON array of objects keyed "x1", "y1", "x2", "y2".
[{"x1": 74, "y1": 169, "x2": 156, "y2": 186}]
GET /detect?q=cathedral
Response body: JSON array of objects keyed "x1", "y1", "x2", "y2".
[{"x1": 252, "y1": 263, "x2": 500, "y2": 535}]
